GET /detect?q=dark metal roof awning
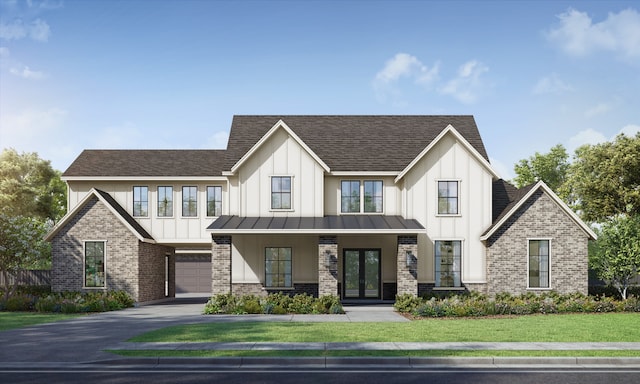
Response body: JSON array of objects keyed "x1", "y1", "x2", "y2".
[{"x1": 207, "y1": 215, "x2": 425, "y2": 234}]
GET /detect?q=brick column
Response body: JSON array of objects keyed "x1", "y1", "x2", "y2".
[
  {"x1": 318, "y1": 236, "x2": 338, "y2": 297},
  {"x1": 397, "y1": 235, "x2": 418, "y2": 296},
  {"x1": 212, "y1": 235, "x2": 232, "y2": 295}
]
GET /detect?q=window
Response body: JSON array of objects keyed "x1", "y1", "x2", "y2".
[
  {"x1": 341, "y1": 180, "x2": 361, "y2": 213},
  {"x1": 206, "y1": 186, "x2": 222, "y2": 217},
  {"x1": 437, "y1": 181, "x2": 459, "y2": 215},
  {"x1": 157, "y1": 186, "x2": 173, "y2": 217},
  {"x1": 271, "y1": 176, "x2": 291, "y2": 210},
  {"x1": 133, "y1": 186, "x2": 148, "y2": 217},
  {"x1": 435, "y1": 240, "x2": 461, "y2": 288},
  {"x1": 529, "y1": 240, "x2": 550, "y2": 288},
  {"x1": 265, "y1": 247, "x2": 292, "y2": 288},
  {"x1": 364, "y1": 180, "x2": 383, "y2": 213},
  {"x1": 84, "y1": 241, "x2": 105, "y2": 288},
  {"x1": 182, "y1": 186, "x2": 197, "y2": 217}
]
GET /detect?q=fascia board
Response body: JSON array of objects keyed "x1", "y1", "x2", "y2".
[
  {"x1": 229, "y1": 119, "x2": 330, "y2": 174},
  {"x1": 206, "y1": 228, "x2": 426, "y2": 235},
  {"x1": 62, "y1": 176, "x2": 228, "y2": 182}
]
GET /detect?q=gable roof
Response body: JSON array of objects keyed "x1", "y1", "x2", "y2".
[
  {"x1": 481, "y1": 180, "x2": 597, "y2": 241},
  {"x1": 225, "y1": 115, "x2": 489, "y2": 172},
  {"x1": 62, "y1": 150, "x2": 227, "y2": 178},
  {"x1": 45, "y1": 188, "x2": 155, "y2": 243}
]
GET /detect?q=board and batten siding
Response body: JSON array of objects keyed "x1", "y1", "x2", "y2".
[
  {"x1": 229, "y1": 128, "x2": 325, "y2": 217},
  {"x1": 402, "y1": 132, "x2": 493, "y2": 284},
  {"x1": 66, "y1": 181, "x2": 226, "y2": 244},
  {"x1": 323, "y1": 176, "x2": 401, "y2": 216}
]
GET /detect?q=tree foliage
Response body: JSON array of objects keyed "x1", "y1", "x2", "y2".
[
  {"x1": 566, "y1": 133, "x2": 640, "y2": 223},
  {"x1": 591, "y1": 214, "x2": 640, "y2": 300},
  {"x1": 0, "y1": 214, "x2": 51, "y2": 295},
  {"x1": 0, "y1": 148, "x2": 67, "y2": 223},
  {"x1": 513, "y1": 144, "x2": 569, "y2": 193}
]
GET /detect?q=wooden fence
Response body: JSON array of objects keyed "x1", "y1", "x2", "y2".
[{"x1": 0, "y1": 270, "x2": 51, "y2": 287}]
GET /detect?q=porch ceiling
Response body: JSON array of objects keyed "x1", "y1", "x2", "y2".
[{"x1": 206, "y1": 215, "x2": 425, "y2": 235}]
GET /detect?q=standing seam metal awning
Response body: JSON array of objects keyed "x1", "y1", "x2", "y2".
[{"x1": 207, "y1": 215, "x2": 425, "y2": 234}]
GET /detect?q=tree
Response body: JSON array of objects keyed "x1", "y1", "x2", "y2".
[
  {"x1": 513, "y1": 144, "x2": 569, "y2": 193},
  {"x1": 565, "y1": 133, "x2": 640, "y2": 222},
  {"x1": 0, "y1": 148, "x2": 67, "y2": 223},
  {"x1": 0, "y1": 214, "x2": 51, "y2": 296},
  {"x1": 591, "y1": 214, "x2": 640, "y2": 300}
]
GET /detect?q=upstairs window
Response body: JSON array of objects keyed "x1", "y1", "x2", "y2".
[
  {"x1": 157, "y1": 186, "x2": 173, "y2": 217},
  {"x1": 437, "y1": 181, "x2": 459, "y2": 215},
  {"x1": 271, "y1": 176, "x2": 291, "y2": 210},
  {"x1": 341, "y1": 180, "x2": 383, "y2": 213},
  {"x1": 364, "y1": 180, "x2": 383, "y2": 213},
  {"x1": 182, "y1": 186, "x2": 197, "y2": 217},
  {"x1": 207, "y1": 186, "x2": 222, "y2": 217},
  {"x1": 341, "y1": 180, "x2": 361, "y2": 213},
  {"x1": 133, "y1": 186, "x2": 148, "y2": 217},
  {"x1": 529, "y1": 240, "x2": 550, "y2": 289}
]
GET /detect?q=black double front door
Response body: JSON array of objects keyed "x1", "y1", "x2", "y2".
[{"x1": 343, "y1": 249, "x2": 381, "y2": 299}]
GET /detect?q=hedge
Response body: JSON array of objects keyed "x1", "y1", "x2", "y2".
[
  {"x1": 0, "y1": 290, "x2": 134, "y2": 313},
  {"x1": 204, "y1": 293, "x2": 344, "y2": 315}
]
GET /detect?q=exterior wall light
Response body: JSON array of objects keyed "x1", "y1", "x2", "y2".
[
  {"x1": 406, "y1": 250, "x2": 414, "y2": 267},
  {"x1": 325, "y1": 249, "x2": 332, "y2": 267}
]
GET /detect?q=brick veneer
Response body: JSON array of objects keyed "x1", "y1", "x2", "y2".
[
  {"x1": 318, "y1": 236, "x2": 338, "y2": 296},
  {"x1": 397, "y1": 235, "x2": 418, "y2": 296},
  {"x1": 486, "y1": 190, "x2": 589, "y2": 296},
  {"x1": 51, "y1": 196, "x2": 174, "y2": 302},
  {"x1": 212, "y1": 235, "x2": 232, "y2": 295}
]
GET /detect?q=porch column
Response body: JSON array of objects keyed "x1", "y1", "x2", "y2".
[
  {"x1": 212, "y1": 235, "x2": 232, "y2": 295},
  {"x1": 397, "y1": 235, "x2": 418, "y2": 296},
  {"x1": 318, "y1": 235, "x2": 338, "y2": 297}
]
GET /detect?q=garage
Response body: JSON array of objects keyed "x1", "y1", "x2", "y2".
[{"x1": 175, "y1": 253, "x2": 212, "y2": 294}]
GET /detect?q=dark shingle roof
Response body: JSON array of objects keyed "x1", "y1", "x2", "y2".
[
  {"x1": 225, "y1": 115, "x2": 488, "y2": 172},
  {"x1": 63, "y1": 150, "x2": 227, "y2": 177},
  {"x1": 94, "y1": 189, "x2": 154, "y2": 240},
  {"x1": 484, "y1": 179, "x2": 537, "y2": 236}
]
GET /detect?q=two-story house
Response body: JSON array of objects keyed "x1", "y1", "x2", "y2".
[{"x1": 45, "y1": 115, "x2": 596, "y2": 303}]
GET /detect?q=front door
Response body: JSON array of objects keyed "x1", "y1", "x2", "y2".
[{"x1": 343, "y1": 249, "x2": 381, "y2": 299}]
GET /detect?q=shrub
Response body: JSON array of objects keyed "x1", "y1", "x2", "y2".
[
  {"x1": 204, "y1": 293, "x2": 343, "y2": 315},
  {"x1": 287, "y1": 293, "x2": 315, "y2": 314},
  {"x1": 394, "y1": 293, "x2": 422, "y2": 313},
  {"x1": 4, "y1": 294, "x2": 35, "y2": 311}
]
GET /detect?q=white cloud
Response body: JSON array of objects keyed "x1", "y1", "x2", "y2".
[
  {"x1": 0, "y1": 107, "x2": 68, "y2": 154},
  {"x1": 0, "y1": 46, "x2": 9, "y2": 58},
  {"x1": 0, "y1": 18, "x2": 50, "y2": 42},
  {"x1": 567, "y1": 124, "x2": 640, "y2": 153},
  {"x1": 546, "y1": 8, "x2": 640, "y2": 58},
  {"x1": 373, "y1": 53, "x2": 439, "y2": 104},
  {"x1": 532, "y1": 73, "x2": 573, "y2": 94},
  {"x1": 584, "y1": 103, "x2": 611, "y2": 118},
  {"x1": 91, "y1": 122, "x2": 144, "y2": 148},
  {"x1": 619, "y1": 124, "x2": 640, "y2": 137},
  {"x1": 203, "y1": 131, "x2": 229, "y2": 149},
  {"x1": 10, "y1": 65, "x2": 45, "y2": 79},
  {"x1": 439, "y1": 60, "x2": 489, "y2": 104}
]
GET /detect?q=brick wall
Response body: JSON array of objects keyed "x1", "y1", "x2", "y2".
[
  {"x1": 318, "y1": 236, "x2": 338, "y2": 296},
  {"x1": 139, "y1": 242, "x2": 175, "y2": 302},
  {"x1": 397, "y1": 235, "x2": 418, "y2": 296},
  {"x1": 212, "y1": 235, "x2": 232, "y2": 295},
  {"x1": 486, "y1": 190, "x2": 589, "y2": 296}
]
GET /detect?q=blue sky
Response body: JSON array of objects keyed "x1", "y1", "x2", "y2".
[{"x1": 1, "y1": 0, "x2": 639, "y2": 180}]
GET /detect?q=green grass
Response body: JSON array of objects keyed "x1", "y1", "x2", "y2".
[
  {"x1": 108, "y1": 349, "x2": 640, "y2": 358},
  {"x1": 0, "y1": 312, "x2": 81, "y2": 331},
  {"x1": 130, "y1": 313, "x2": 640, "y2": 343}
]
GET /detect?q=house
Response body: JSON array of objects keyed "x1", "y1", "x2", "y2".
[{"x1": 45, "y1": 115, "x2": 596, "y2": 303}]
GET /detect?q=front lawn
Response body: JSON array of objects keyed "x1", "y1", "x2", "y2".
[
  {"x1": 130, "y1": 313, "x2": 640, "y2": 343},
  {"x1": 0, "y1": 312, "x2": 80, "y2": 332}
]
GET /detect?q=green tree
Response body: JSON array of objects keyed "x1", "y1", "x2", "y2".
[
  {"x1": 0, "y1": 214, "x2": 51, "y2": 296},
  {"x1": 0, "y1": 148, "x2": 67, "y2": 223},
  {"x1": 513, "y1": 144, "x2": 569, "y2": 193},
  {"x1": 591, "y1": 214, "x2": 640, "y2": 299},
  {"x1": 566, "y1": 133, "x2": 640, "y2": 222}
]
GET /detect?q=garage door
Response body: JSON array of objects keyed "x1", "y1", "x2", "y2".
[{"x1": 175, "y1": 254, "x2": 212, "y2": 294}]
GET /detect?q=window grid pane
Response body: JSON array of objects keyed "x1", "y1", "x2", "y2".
[
  {"x1": 265, "y1": 247, "x2": 292, "y2": 288},
  {"x1": 84, "y1": 241, "x2": 105, "y2": 288},
  {"x1": 157, "y1": 186, "x2": 173, "y2": 217},
  {"x1": 207, "y1": 186, "x2": 222, "y2": 217},
  {"x1": 364, "y1": 180, "x2": 383, "y2": 213},
  {"x1": 133, "y1": 186, "x2": 148, "y2": 217},
  {"x1": 529, "y1": 240, "x2": 550, "y2": 288},
  {"x1": 271, "y1": 177, "x2": 292, "y2": 210},
  {"x1": 437, "y1": 181, "x2": 459, "y2": 215},
  {"x1": 182, "y1": 186, "x2": 197, "y2": 217},
  {"x1": 435, "y1": 240, "x2": 461, "y2": 287},
  {"x1": 341, "y1": 181, "x2": 361, "y2": 213}
]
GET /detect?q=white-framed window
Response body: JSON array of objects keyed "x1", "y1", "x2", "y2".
[
  {"x1": 528, "y1": 239, "x2": 550, "y2": 289},
  {"x1": 271, "y1": 176, "x2": 292, "y2": 210},
  {"x1": 437, "y1": 180, "x2": 459, "y2": 215},
  {"x1": 182, "y1": 186, "x2": 198, "y2": 217},
  {"x1": 84, "y1": 241, "x2": 106, "y2": 288},
  {"x1": 157, "y1": 186, "x2": 173, "y2": 217},
  {"x1": 341, "y1": 180, "x2": 383, "y2": 213},
  {"x1": 435, "y1": 240, "x2": 462, "y2": 288},
  {"x1": 206, "y1": 186, "x2": 222, "y2": 217},
  {"x1": 133, "y1": 186, "x2": 148, "y2": 217},
  {"x1": 265, "y1": 247, "x2": 292, "y2": 288}
]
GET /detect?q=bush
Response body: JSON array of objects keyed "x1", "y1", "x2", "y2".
[
  {"x1": 204, "y1": 293, "x2": 343, "y2": 315},
  {"x1": 3, "y1": 294, "x2": 35, "y2": 311}
]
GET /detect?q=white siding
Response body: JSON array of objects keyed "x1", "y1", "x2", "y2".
[
  {"x1": 233, "y1": 128, "x2": 325, "y2": 217},
  {"x1": 324, "y1": 176, "x2": 401, "y2": 216},
  {"x1": 403, "y1": 133, "x2": 493, "y2": 284}
]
